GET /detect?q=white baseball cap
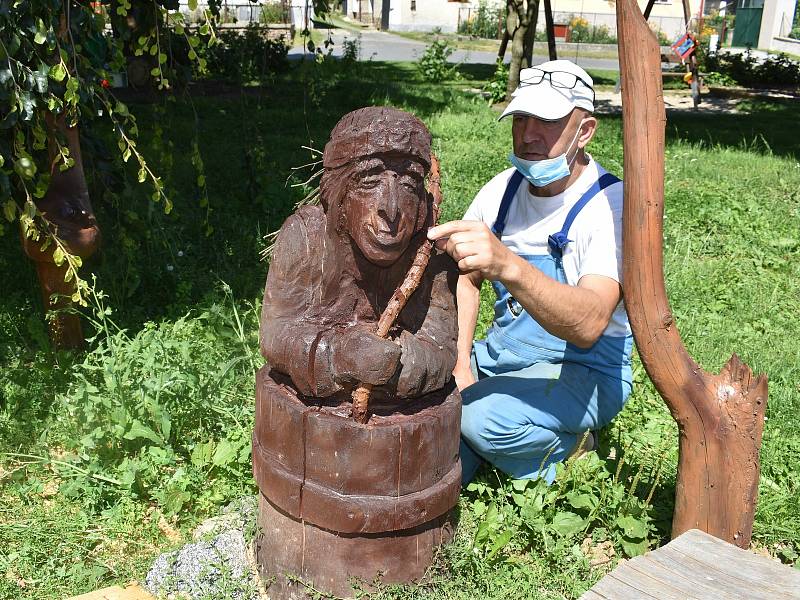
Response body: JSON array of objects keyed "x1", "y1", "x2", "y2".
[{"x1": 499, "y1": 60, "x2": 595, "y2": 121}]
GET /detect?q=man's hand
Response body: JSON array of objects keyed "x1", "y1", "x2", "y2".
[
  {"x1": 453, "y1": 364, "x2": 476, "y2": 391},
  {"x1": 427, "y1": 220, "x2": 520, "y2": 281}
]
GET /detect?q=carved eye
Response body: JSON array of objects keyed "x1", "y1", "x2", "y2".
[
  {"x1": 398, "y1": 174, "x2": 420, "y2": 192},
  {"x1": 60, "y1": 203, "x2": 76, "y2": 219},
  {"x1": 358, "y1": 178, "x2": 380, "y2": 190}
]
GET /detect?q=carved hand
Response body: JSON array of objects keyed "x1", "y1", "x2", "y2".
[{"x1": 331, "y1": 327, "x2": 402, "y2": 387}]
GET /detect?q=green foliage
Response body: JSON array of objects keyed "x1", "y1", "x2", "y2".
[
  {"x1": 0, "y1": 1, "x2": 214, "y2": 304},
  {"x1": 342, "y1": 35, "x2": 362, "y2": 65},
  {"x1": 702, "y1": 50, "x2": 800, "y2": 86},
  {"x1": 259, "y1": 2, "x2": 290, "y2": 24},
  {"x1": 568, "y1": 16, "x2": 618, "y2": 44},
  {"x1": 482, "y1": 60, "x2": 509, "y2": 105},
  {"x1": 791, "y1": 1, "x2": 800, "y2": 40},
  {"x1": 704, "y1": 70, "x2": 738, "y2": 86},
  {"x1": 204, "y1": 25, "x2": 289, "y2": 83},
  {"x1": 458, "y1": 1, "x2": 504, "y2": 40},
  {"x1": 465, "y1": 450, "x2": 658, "y2": 568},
  {"x1": 53, "y1": 283, "x2": 260, "y2": 516},
  {"x1": 417, "y1": 40, "x2": 459, "y2": 82}
]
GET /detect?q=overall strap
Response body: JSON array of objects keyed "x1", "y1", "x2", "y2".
[
  {"x1": 491, "y1": 170, "x2": 525, "y2": 238},
  {"x1": 548, "y1": 172, "x2": 621, "y2": 257}
]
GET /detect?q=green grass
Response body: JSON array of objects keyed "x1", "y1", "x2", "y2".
[{"x1": 1, "y1": 59, "x2": 799, "y2": 598}]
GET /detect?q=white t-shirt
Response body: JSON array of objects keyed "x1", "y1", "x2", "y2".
[{"x1": 463, "y1": 157, "x2": 630, "y2": 337}]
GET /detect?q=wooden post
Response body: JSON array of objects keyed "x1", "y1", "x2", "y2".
[{"x1": 616, "y1": 0, "x2": 768, "y2": 548}]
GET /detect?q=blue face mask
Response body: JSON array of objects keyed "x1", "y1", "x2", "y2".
[{"x1": 509, "y1": 121, "x2": 583, "y2": 188}]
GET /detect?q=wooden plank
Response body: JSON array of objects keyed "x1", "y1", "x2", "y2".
[
  {"x1": 608, "y1": 560, "x2": 688, "y2": 600},
  {"x1": 585, "y1": 529, "x2": 800, "y2": 599},
  {"x1": 590, "y1": 570, "x2": 662, "y2": 600},
  {"x1": 646, "y1": 546, "x2": 770, "y2": 599},
  {"x1": 67, "y1": 584, "x2": 155, "y2": 600},
  {"x1": 666, "y1": 530, "x2": 800, "y2": 594},
  {"x1": 624, "y1": 554, "x2": 740, "y2": 599},
  {"x1": 579, "y1": 590, "x2": 608, "y2": 600}
]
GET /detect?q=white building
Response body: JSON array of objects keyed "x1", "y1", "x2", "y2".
[{"x1": 345, "y1": 0, "x2": 703, "y2": 40}]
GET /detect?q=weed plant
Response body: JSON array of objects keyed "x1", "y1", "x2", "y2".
[
  {"x1": 1, "y1": 61, "x2": 798, "y2": 598},
  {"x1": 418, "y1": 40, "x2": 459, "y2": 83}
]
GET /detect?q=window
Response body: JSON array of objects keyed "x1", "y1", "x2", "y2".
[{"x1": 411, "y1": 0, "x2": 416, "y2": 10}]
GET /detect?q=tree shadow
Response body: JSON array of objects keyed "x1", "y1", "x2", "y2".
[{"x1": 664, "y1": 97, "x2": 800, "y2": 161}]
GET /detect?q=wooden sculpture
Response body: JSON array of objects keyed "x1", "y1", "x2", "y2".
[
  {"x1": 21, "y1": 116, "x2": 99, "y2": 350},
  {"x1": 253, "y1": 107, "x2": 461, "y2": 598}
]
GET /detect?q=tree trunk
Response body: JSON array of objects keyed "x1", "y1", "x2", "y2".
[
  {"x1": 506, "y1": 0, "x2": 525, "y2": 96},
  {"x1": 21, "y1": 117, "x2": 100, "y2": 350},
  {"x1": 522, "y1": 0, "x2": 538, "y2": 67},
  {"x1": 543, "y1": 0, "x2": 557, "y2": 60},
  {"x1": 380, "y1": 0, "x2": 390, "y2": 30},
  {"x1": 498, "y1": 29, "x2": 510, "y2": 61},
  {"x1": 616, "y1": 0, "x2": 767, "y2": 549}
]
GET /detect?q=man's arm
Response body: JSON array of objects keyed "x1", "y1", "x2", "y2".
[
  {"x1": 453, "y1": 271, "x2": 482, "y2": 390},
  {"x1": 428, "y1": 220, "x2": 620, "y2": 348}
]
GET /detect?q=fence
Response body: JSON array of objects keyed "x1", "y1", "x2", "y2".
[
  {"x1": 454, "y1": 8, "x2": 687, "y2": 43},
  {"x1": 215, "y1": 1, "x2": 292, "y2": 24}
]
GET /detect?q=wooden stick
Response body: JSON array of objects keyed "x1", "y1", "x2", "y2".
[{"x1": 351, "y1": 155, "x2": 443, "y2": 424}]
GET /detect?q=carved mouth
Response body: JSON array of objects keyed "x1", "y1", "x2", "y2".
[{"x1": 367, "y1": 223, "x2": 404, "y2": 246}]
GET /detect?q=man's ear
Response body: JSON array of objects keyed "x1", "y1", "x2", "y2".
[{"x1": 578, "y1": 116, "x2": 598, "y2": 149}]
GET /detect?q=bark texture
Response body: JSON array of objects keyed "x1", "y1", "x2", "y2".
[
  {"x1": 616, "y1": 0, "x2": 768, "y2": 548},
  {"x1": 505, "y1": 0, "x2": 540, "y2": 96}
]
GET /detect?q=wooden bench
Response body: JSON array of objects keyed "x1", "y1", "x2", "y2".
[{"x1": 581, "y1": 529, "x2": 800, "y2": 599}]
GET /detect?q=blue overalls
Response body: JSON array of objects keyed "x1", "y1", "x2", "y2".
[{"x1": 460, "y1": 170, "x2": 634, "y2": 484}]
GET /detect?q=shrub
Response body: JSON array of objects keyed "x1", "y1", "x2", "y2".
[
  {"x1": 702, "y1": 49, "x2": 800, "y2": 87},
  {"x1": 204, "y1": 24, "x2": 289, "y2": 82},
  {"x1": 465, "y1": 450, "x2": 660, "y2": 570},
  {"x1": 651, "y1": 25, "x2": 672, "y2": 46},
  {"x1": 483, "y1": 60, "x2": 509, "y2": 104},
  {"x1": 458, "y1": 0, "x2": 504, "y2": 39},
  {"x1": 417, "y1": 40, "x2": 458, "y2": 82},
  {"x1": 569, "y1": 15, "x2": 617, "y2": 44},
  {"x1": 259, "y1": 1, "x2": 289, "y2": 24},
  {"x1": 704, "y1": 71, "x2": 737, "y2": 86}
]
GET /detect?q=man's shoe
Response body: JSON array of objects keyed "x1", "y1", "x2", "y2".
[{"x1": 568, "y1": 430, "x2": 597, "y2": 460}]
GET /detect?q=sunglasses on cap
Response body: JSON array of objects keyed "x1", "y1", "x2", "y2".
[{"x1": 519, "y1": 68, "x2": 595, "y2": 103}]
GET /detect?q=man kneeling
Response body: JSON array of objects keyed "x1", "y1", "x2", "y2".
[{"x1": 428, "y1": 60, "x2": 633, "y2": 484}]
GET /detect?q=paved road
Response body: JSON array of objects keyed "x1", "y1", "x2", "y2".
[{"x1": 289, "y1": 29, "x2": 621, "y2": 71}]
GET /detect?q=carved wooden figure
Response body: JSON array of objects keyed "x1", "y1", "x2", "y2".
[
  {"x1": 253, "y1": 107, "x2": 461, "y2": 599},
  {"x1": 22, "y1": 116, "x2": 99, "y2": 350},
  {"x1": 616, "y1": 0, "x2": 768, "y2": 548}
]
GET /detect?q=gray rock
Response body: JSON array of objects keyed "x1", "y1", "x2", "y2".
[
  {"x1": 145, "y1": 498, "x2": 263, "y2": 600},
  {"x1": 193, "y1": 496, "x2": 258, "y2": 541}
]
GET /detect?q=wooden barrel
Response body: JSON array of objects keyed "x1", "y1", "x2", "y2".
[{"x1": 252, "y1": 366, "x2": 462, "y2": 599}]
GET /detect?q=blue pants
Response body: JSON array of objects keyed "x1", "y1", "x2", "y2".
[{"x1": 460, "y1": 359, "x2": 631, "y2": 485}]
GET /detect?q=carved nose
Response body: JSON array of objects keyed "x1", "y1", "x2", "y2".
[{"x1": 380, "y1": 180, "x2": 400, "y2": 224}]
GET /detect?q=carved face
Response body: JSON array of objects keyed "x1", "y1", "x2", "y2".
[{"x1": 343, "y1": 154, "x2": 427, "y2": 267}]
